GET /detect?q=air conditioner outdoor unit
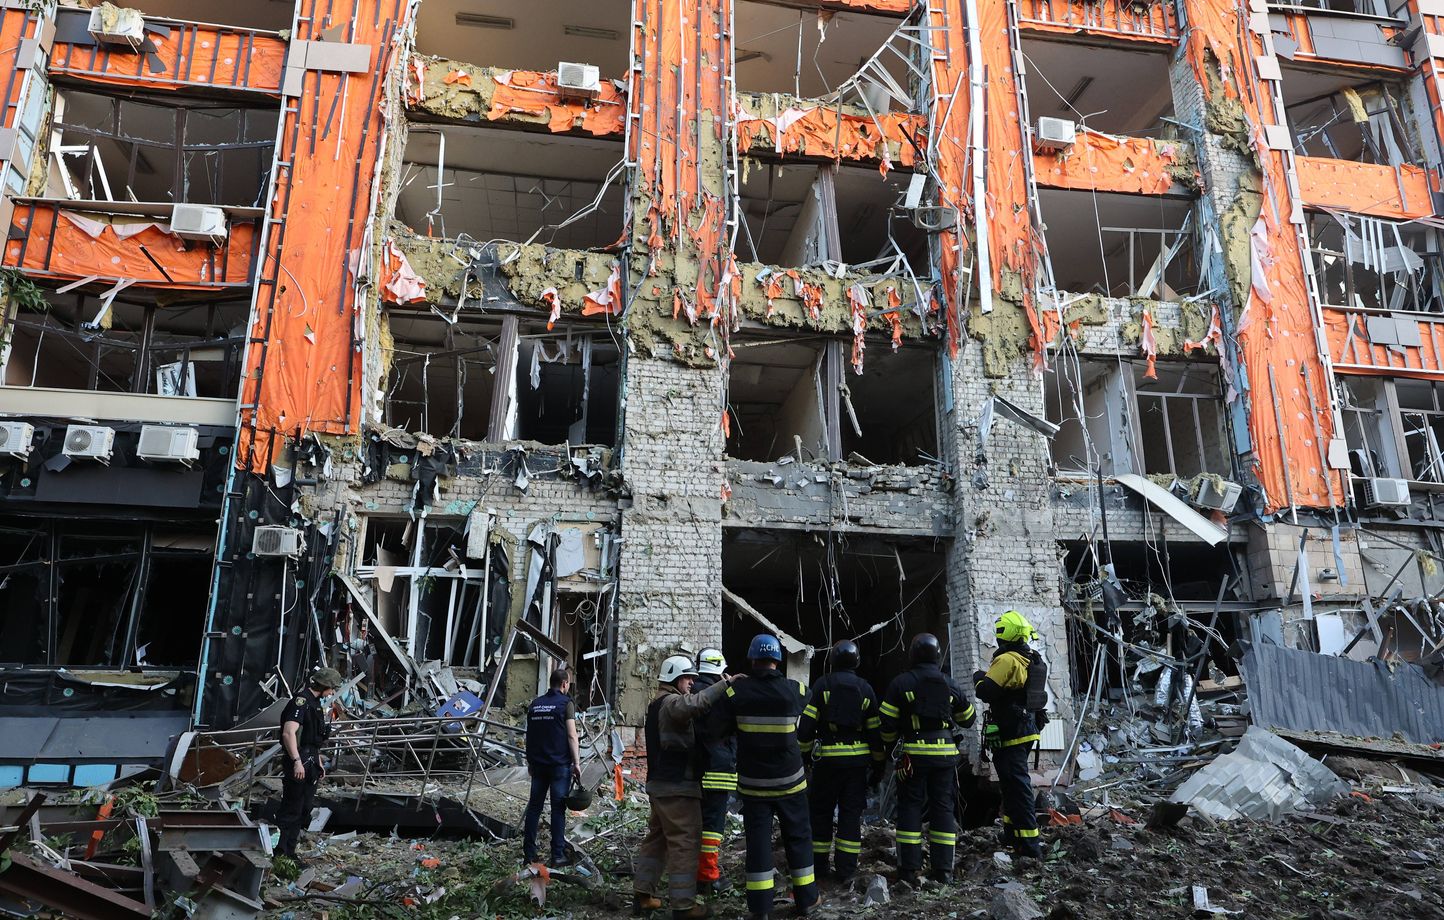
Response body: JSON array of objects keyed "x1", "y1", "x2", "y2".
[
  {"x1": 910, "y1": 205, "x2": 959, "y2": 232},
  {"x1": 555, "y1": 62, "x2": 601, "y2": 101},
  {"x1": 1360, "y1": 477, "x2": 1410, "y2": 508},
  {"x1": 253, "y1": 525, "x2": 304, "y2": 558},
  {"x1": 1192, "y1": 478, "x2": 1242, "y2": 513},
  {"x1": 0, "y1": 421, "x2": 34, "y2": 459},
  {"x1": 87, "y1": 6, "x2": 146, "y2": 52},
  {"x1": 169, "y1": 204, "x2": 227, "y2": 244},
  {"x1": 137, "y1": 425, "x2": 200, "y2": 464},
  {"x1": 1035, "y1": 116, "x2": 1077, "y2": 151},
  {"x1": 62, "y1": 424, "x2": 115, "y2": 462}
]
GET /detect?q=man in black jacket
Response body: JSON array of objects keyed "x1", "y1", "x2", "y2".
[
  {"x1": 797, "y1": 640, "x2": 881, "y2": 882},
  {"x1": 693, "y1": 647, "x2": 737, "y2": 892}
]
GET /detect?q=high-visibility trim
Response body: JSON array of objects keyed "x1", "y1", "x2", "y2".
[
  {"x1": 701, "y1": 770, "x2": 738, "y2": 791},
  {"x1": 865, "y1": 716, "x2": 882, "y2": 729},
  {"x1": 880, "y1": 731, "x2": 898, "y2": 743},
  {"x1": 957, "y1": 704, "x2": 976, "y2": 722},
  {"x1": 928, "y1": 830, "x2": 957, "y2": 845},
  {"x1": 1015, "y1": 828, "x2": 1040, "y2": 838},
  {"x1": 904, "y1": 691, "x2": 915, "y2": 702},
  {"x1": 799, "y1": 684, "x2": 807, "y2": 696},
  {"x1": 911, "y1": 714, "x2": 920, "y2": 730},
  {"x1": 817, "y1": 742, "x2": 871, "y2": 757},
  {"x1": 737, "y1": 715, "x2": 798, "y2": 733},
  {"x1": 701, "y1": 843, "x2": 720, "y2": 854},
  {"x1": 738, "y1": 779, "x2": 808, "y2": 797},
  {"x1": 879, "y1": 701, "x2": 901, "y2": 718},
  {"x1": 739, "y1": 767, "x2": 806, "y2": 788},
  {"x1": 791, "y1": 869, "x2": 815, "y2": 887},
  {"x1": 835, "y1": 839, "x2": 862, "y2": 854},
  {"x1": 1000, "y1": 733, "x2": 1040, "y2": 747},
  {"x1": 726, "y1": 686, "x2": 737, "y2": 697},
  {"x1": 1002, "y1": 815, "x2": 1012, "y2": 824},
  {"x1": 901, "y1": 740, "x2": 958, "y2": 756},
  {"x1": 746, "y1": 876, "x2": 775, "y2": 891},
  {"x1": 896, "y1": 830, "x2": 924, "y2": 844},
  {"x1": 803, "y1": 704, "x2": 819, "y2": 719},
  {"x1": 812, "y1": 841, "x2": 832, "y2": 852}
]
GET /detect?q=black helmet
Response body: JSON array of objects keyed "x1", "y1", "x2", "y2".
[
  {"x1": 566, "y1": 780, "x2": 593, "y2": 811},
  {"x1": 832, "y1": 640, "x2": 860, "y2": 671},
  {"x1": 909, "y1": 633, "x2": 941, "y2": 665}
]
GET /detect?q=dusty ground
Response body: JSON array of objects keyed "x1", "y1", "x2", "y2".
[{"x1": 262, "y1": 784, "x2": 1444, "y2": 920}]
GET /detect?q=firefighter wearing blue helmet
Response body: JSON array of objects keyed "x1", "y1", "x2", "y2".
[{"x1": 712, "y1": 634, "x2": 816, "y2": 919}]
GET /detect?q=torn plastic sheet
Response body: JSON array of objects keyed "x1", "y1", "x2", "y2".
[
  {"x1": 1170, "y1": 726, "x2": 1347, "y2": 821},
  {"x1": 379, "y1": 239, "x2": 428, "y2": 304}
]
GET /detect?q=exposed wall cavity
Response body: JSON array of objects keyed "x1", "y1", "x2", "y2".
[{"x1": 406, "y1": 56, "x2": 626, "y2": 137}]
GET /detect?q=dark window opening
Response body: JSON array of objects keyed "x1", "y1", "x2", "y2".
[
  {"x1": 512, "y1": 333, "x2": 619, "y2": 445},
  {"x1": 1281, "y1": 67, "x2": 1418, "y2": 165},
  {"x1": 1040, "y1": 189, "x2": 1200, "y2": 299},
  {"x1": 1307, "y1": 211, "x2": 1443, "y2": 313},
  {"x1": 52, "y1": 90, "x2": 275, "y2": 206},
  {"x1": 840, "y1": 343, "x2": 937, "y2": 465},
  {"x1": 384, "y1": 312, "x2": 504, "y2": 440},
  {"x1": 727, "y1": 339, "x2": 828, "y2": 462},
  {"x1": 412, "y1": 0, "x2": 631, "y2": 76},
  {"x1": 1136, "y1": 364, "x2": 1229, "y2": 479},
  {"x1": 734, "y1": 0, "x2": 910, "y2": 103},
  {"x1": 1021, "y1": 39, "x2": 1175, "y2": 138}
]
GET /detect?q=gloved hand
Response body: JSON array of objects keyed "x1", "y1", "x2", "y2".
[
  {"x1": 972, "y1": 669, "x2": 986, "y2": 687},
  {"x1": 1034, "y1": 710, "x2": 1049, "y2": 731}
]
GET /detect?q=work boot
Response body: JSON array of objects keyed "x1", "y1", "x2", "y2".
[
  {"x1": 1016, "y1": 842, "x2": 1044, "y2": 860},
  {"x1": 927, "y1": 869, "x2": 952, "y2": 885},
  {"x1": 895, "y1": 870, "x2": 920, "y2": 889},
  {"x1": 551, "y1": 853, "x2": 574, "y2": 869},
  {"x1": 701, "y1": 877, "x2": 732, "y2": 894},
  {"x1": 633, "y1": 893, "x2": 663, "y2": 915},
  {"x1": 673, "y1": 903, "x2": 712, "y2": 920}
]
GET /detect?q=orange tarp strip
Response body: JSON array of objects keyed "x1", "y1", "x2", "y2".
[
  {"x1": 239, "y1": 0, "x2": 408, "y2": 470},
  {"x1": 1033, "y1": 132, "x2": 1193, "y2": 195},
  {"x1": 1323, "y1": 309, "x2": 1444, "y2": 379},
  {"x1": 50, "y1": 22, "x2": 286, "y2": 95},
  {"x1": 1016, "y1": 0, "x2": 1177, "y2": 42},
  {"x1": 486, "y1": 70, "x2": 626, "y2": 137},
  {"x1": 3, "y1": 204, "x2": 256, "y2": 289},
  {"x1": 736, "y1": 103, "x2": 922, "y2": 167},
  {"x1": 1181, "y1": 0, "x2": 1341, "y2": 511},
  {"x1": 830, "y1": 0, "x2": 909, "y2": 13},
  {"x1": 0, "y1": 9, "x2": 39, "y2": 132},
  {"x1": 1295, "y1": 157, "x2": 1433, "y2": 221}
]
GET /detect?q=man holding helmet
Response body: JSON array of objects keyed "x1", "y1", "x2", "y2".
[
  {"x1": 974, "y1": 610, "x2": 1049, "y2": 859},
  {"x1": 693, "y1": 647, "x2": 737, "y2": 892},
  {"x1": 634, "y1": 653, "x2": 735, "y2": 919}
]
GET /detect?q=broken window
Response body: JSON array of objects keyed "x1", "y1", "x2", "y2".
[
  {"x1": 384, "y1": 312, "x2": 504, "y2": 441},
  {"x1": 1339, "y1": 376, "x2": 1405, "y2": 479},
  {"x1": 5, "y1": 70, "x2": 48, "y2": 196},
  {"x1": 412, "y1": 0, "x2": 630, "y2": 75},
  {"x1": 734, "y1": 0, "x2": 912, "y2": 102},
  {"x1": 398, "y1": 127, "x2": 625, "y2": 247},
  {"x1": 50, "y1": 90, "x2": 275, "y2": 205},
  {"x1": 1394, "y1": 380, "x2": 1444, "y2": 483},
  {"x1": 0, "y1": 519, "x2": 212, "y2": 668},
  {"x1": 1039, "y1": 189, "x2": 1200, "y2": 299},
  {"x1": 1045, "y1": 359, "x2": 1228, "y2": 478},
  {"x1": 839, "y1": 342, "x2": 937, "y2": 465},
  {"x1": 1, "y1": 290, "x2": 248, "y2": 398},
  {"x1": 512, "y1": 332, "x2": 620, "y2": 445},
  {"x1": 728, "y1": 339, "x2": 830, "y2": 461},
  {"x1": 1021, "y1": 39, "x2": 1175, "y2": 137},
  {"x1": 1278, "y1": 0, "x2": 1409, "y2": 16},
  {"x1": 1308, "y1": 212, "x2": 1442, "y2": 313},
  {"x1": 1281, "y1": 68, "x2": 1419, "y2": 164},
  {"x1": 737, "y1": 162, "x2": 925, "y2": 272}
]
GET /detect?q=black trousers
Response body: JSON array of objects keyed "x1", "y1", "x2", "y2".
[
  {"x1": 698, "y1": 788, "x2": 730, "y2": 882},
  {"x1": 277, "y1": 755, "x2": 320, "y2": 857},
  {"x1": 895, "y1": 758, "x2": 957, "y2": 878},
  {"x1": 993, "y1": 741, "x2": 1040, "y2": 855},
  {"x1": 808, "y1": 760, "x2": 868, "y2": 878},
  {"x1": 741, "y1": 791, "x2": 817, "y2": 916}
]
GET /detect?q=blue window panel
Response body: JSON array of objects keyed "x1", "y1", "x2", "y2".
[
  {"x1": 72, "y1": 764, "x2": 118, "y2": 787},
  {"x1": 27, "y1": 763, "x2": 71, "y2": 784}
]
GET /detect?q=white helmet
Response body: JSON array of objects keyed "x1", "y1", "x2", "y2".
[
  {"x1": 659, "y1": 655, "x2": 699, "y2": 685},
  {"x1": 696, "y1": 647, "x2": 726, "y2": 676}
]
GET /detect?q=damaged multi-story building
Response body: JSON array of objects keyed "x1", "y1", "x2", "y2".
[{"x1": 2, "y1": 0, "x2": 1443, "y2": 786}]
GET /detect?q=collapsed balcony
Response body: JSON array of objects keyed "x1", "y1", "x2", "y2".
[{"x1": 1040, "y1": 189, "x2": 1200, "y2": 299}]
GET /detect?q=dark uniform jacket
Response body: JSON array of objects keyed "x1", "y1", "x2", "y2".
[
  {"x1": 713, "y1": 667, "x2": 808, "y2": 797},
  {"x1": 880, "y1": 663, "x2": 976, "y2": 759},
  {"x1": 279, "y1": 689, "x2": 330, "y2": 760},
  {"x1": 694, "y1": 672, "x2": 739, "y2": 792},
  {"x1": 645, "y1": 679, "x2": 730, "y2": 798},
  {"x1": 526, "y1": 688, "x2": 576, "y2": 768},
  {"x1": 797, "y1": 669, "x2": 884, "y2": 766}
]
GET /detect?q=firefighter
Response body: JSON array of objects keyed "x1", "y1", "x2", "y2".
[
  {"x1": 634, "y1": 654, "x2": 735, "y2": 919},
  {"x1": 974, "y1": 610, "x2": 1049, "y2": 860},
  {"x1": 693, "y1": 647, "x2": 737, "y2": 893},
  {"x1": 714, "y1": 635, "x2": 817, "y2": 919},
  {"x1": 797, "y1": 639, "x2": 881, "y2": 883},
  {"x1": 879, "y1": 634, "x2": 975, "y2": 886},
  {"x1": 276, "y1": 667, "x2": 343, "y2": 864}
]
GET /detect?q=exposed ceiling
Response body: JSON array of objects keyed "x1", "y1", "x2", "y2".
[
  {"x1": 125, "y1": 0, "x2": 294, "y2": 30},
  {"x1": 1039, "y1": 188, "x2": 1196, "y2": 297},
  {"x1": 736, "y1": 162, "x2": 915, "y2": 266},
  {"x1": 398, "y1": 127, "x2": 626, "y2": 247},
  {"x1": 1020, "y1": 38, "x2": 1175, "y2": 137}
]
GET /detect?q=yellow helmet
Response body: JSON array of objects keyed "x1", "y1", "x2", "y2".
[{"x1": 995, "y1": 610, "x2": 1037, "y2": 643}]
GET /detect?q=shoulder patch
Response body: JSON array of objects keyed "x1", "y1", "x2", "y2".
[{"x1": 294, "y1": 697, "x2": 306, "y2": 706}]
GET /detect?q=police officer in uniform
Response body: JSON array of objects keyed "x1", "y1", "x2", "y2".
[
  {"x1": 277, "y1": 667, "x2": 342, "y2": 863},
  {"x1": 523, "y1": 666, "x2": 582, "y2": 866},
  {"x1": 974, "y1": 611, "x2": 1049, "y2": 859},
  {"x1": 713, "y1": 635, "x2": 817, "y2": 920},
  {"x1": 879, "y1": 634, "x2": 975, "y2": 885},
  {"x1": 797, "y1": 639, "x2": 881, "y2": 882},
  {"x1": 693, "y1": 647, "x2": 737, "y2": 892}
]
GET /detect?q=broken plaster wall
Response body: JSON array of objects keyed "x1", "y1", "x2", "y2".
[
  {"x1": 943, "y1": 343, "x2": 1075, "y2": 744},
  {"x1": 1045, "y1": 294, "x2": 1220, "y2": 360},
  {"x1": 723, "y1": 459, "x2": 953, "y2": 536}
]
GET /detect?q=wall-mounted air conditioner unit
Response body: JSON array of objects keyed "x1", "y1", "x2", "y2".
[
  {"x1": 137, "y1": 425, "x2": 200, "y2": 464},
  {"x1": 1035, "y1": 116, "x2": 1077, "y2": 151},
  {"x1": 87, "y1": 6, "x2": 146, "y2": 52},
  {"x1": 170, "y1": 204, "x2": 227, "y2": 244},
  {"x1": 1360, "y1": 477, "x2": 1410, "y2": 508},
  {"x1": 0, "y1": 421, "x2": 34, "y2": 459},
  {"x1": 1192, "y1": 478, "x2": 1242, "y2": 513},
  {"x1": 253, "y1": 525, "x2": 304, "y2": 558},
  {"x1": 555, "y1": 62, "x2": 601, "y2": 101},
  {"x1": 62, "y1": 424, "x2": 115, "y2": 463},
  {"x1": 910, "y1": 205, "x2": 958, "y2": 232}
]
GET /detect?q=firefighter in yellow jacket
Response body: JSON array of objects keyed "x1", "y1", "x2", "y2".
[{"x1": 973, "y1": 611, "x2": 1049, "y2": 859}]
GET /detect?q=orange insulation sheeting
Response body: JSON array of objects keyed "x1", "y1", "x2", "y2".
[
  {"x1": 1015, "y1": 0, "x2": 1176, "y2": 42},
  {"x1": 1294, "y1": 157, "x2": 1433, "y2": 221},
  {"x1": 631, "y1": 0, "x2": 734, "y2": 332},
  {"x1": 1323, "y1": 309, "x2": 1444, "y2": 378},
  {"x1": 736, "y1": 104, "x2": 922, "y2": 167},
  {"x1": 4, "y1": 205, "x2": 255, "y2": 289},
  {"x1": 0, "y1": 8, "x2": 40, "y2": 130},
  {"x1": 239, "y1": 0, "x2": 409, "y2": 471},
  {"x1": 50, "y1": 22, "x2": 286, "y2": 94},
  {"x1": 486, "y1": 70, "x2": 626, "y2": 137},
  {"x1": 1181, "y1": 0, "x2": 1340, "y2": 511},
  {"x1": 830, "y1": 0, "x2": 910, "y2": 13},
  {"x1": 1033, "y1": 132, "x2": 1193, "y2": 195}
]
